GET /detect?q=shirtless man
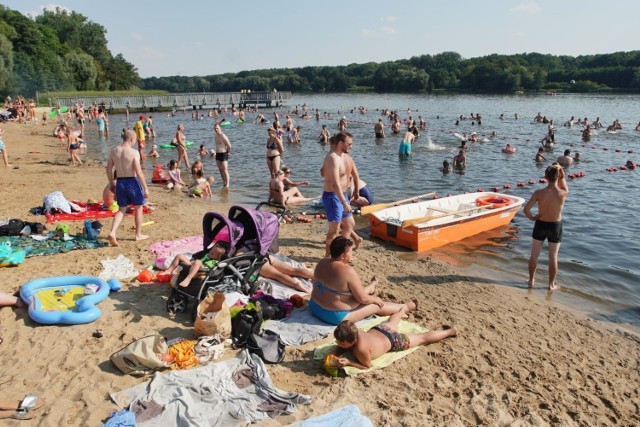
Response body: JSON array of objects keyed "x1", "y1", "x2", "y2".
[
  {"x1": 556, "y1": 149, "x2": 574, "y2": 167},
  {"x1": 106, "y1": 129, "x2": 150, "y2": 246},
  {"x1": 213, "y1": 123, "x2": 231, "y2": 188},
  {"x1": 453, "y1": 150, "x2": 466, "y2": 170},
  {"x1": 524, "y1": 164, "x2": 569, "y2": 291},
  {"x1": 374, "y1": 119, "x2": 385, "y2": 138},
  {"x1": 321, "y1": 132, "x2": 360, "y2": 256},
  {"x1": 535, "y1": 147, "x2": 547, "y2": 163},
  {"x1": 175, "y1": 124, "x2": 190, "y2": 170}
]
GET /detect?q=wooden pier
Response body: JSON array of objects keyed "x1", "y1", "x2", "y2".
[{"x1": 49, "y1": 91, "x2": 292, "y2": 110}]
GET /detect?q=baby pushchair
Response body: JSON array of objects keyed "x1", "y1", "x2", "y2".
[{"x1": 166, "y1": 205, "x2": 280, "y2": 317}]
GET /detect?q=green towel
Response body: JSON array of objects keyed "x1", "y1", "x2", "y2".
[{"x1": 313, "y1": 317, "x2": 427, "y2": 376}]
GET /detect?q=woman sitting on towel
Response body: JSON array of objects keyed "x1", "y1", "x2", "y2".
[{"x1": 310, "y1": 236, "x2": 418, "y2": 325}]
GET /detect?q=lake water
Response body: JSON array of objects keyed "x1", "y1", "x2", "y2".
[{"x1": 90, "y1": 93, "x2": 640, "y2": 327}]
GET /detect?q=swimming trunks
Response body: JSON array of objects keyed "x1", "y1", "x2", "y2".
[
  {"x1": 309, "y1": 299, "x2": 350, "y2": 325},
  {"x1": 322, "y1": 191, "x2": 352, "y2": 223},
  {"x1": 532, "y1": 219, "x2": 563, "y2": 243},
  {"x1": 314, "y1": 280, "x2": 352, "y2": 296},
  {"x1": 215, "y1": 152, "x2": 229, "y2": 162},
  {"x1": 399, "y1": 141, "x2": 412, "y2": 156},
  {"x1": 371, "y1": 323, "x2": 411, "y2": 351},
  {"x1": 375, "y1": 132, "x2": 384, "y2": 138},
  {"x1": 0, "y1": 138, "x2": 5, "y2": 150},
  {"x1": 115, "y1": 177, "x2": 146, "y2": 207},
  {"x1": 69, "y1": 143, "x2": 79, "y2": 150},
  {"x1": 358, "y1": 186, "x2": 374, "y2": 205}
]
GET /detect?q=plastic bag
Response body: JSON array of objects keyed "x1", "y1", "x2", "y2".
[{"x1": 194, "y1": 292, "x2": 231, "y2": 339}]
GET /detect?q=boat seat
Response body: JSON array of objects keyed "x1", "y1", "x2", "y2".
[{"x1": 428, "y1": 207, "x2": 456, "y2": 214}]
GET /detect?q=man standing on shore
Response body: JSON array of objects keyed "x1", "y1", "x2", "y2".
[
  {"x1": 134, "y1": 114, "x2": 146, "y2": 158},
  {"x1": 213, "y1": 123, "x2": 231, "y2": 189},
  {"x1": 106, "y1": 129, "x2": 150, "y2": 246},
  {"x1": 524, "y1": 164, "x2": 569, "y2": 291},
  {"x1": 321, "y1": 131, "x2": 360, "y2": 256}
]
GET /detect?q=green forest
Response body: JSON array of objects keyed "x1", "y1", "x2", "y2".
[
  {"x1": 141, "y1": 51, "x2": 640, "y2": 94},
  {"x1": 0, "y1": 5, "x2": 139, "y2": 96},
  {"x1": 1, "y1": 5, "x2": 640, "y2": 97}
]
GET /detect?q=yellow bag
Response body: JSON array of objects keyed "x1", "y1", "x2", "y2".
[{"x1": 194, "y1": 292, "x2": 231, "y2": 339}]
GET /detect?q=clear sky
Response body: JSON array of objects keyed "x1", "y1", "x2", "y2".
[{"x1": 4, "y1": 0, "x2": 640, "y2": 78}]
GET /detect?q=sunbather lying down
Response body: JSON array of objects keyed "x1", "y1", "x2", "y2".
[
  {"x1": 166, "y1": 242, "x2": 313, "y2": 293},
  {"x1": 330, "y1": 307, "x2": 457, "y2": 369}
]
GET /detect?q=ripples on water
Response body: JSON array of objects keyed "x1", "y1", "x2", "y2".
[{"x1": 92, "y1": 93, "x2": 639, "y2": 326}]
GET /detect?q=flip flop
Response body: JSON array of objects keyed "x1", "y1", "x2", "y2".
[{"x1": 0, "y1": 395, "x2": 45, "y2": 420}]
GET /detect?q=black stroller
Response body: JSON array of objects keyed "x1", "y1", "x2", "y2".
[{"x1": 166, "y1": 205, "x2": 280, "y2": 317}]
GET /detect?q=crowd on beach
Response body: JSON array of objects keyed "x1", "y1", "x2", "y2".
[{"x1": 2, "y1": 93, "x2": 639, "y2": 377}]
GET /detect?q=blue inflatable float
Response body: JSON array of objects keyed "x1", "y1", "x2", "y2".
[{"x1": 20, "y1": 276, "x2": 121, "y2": 325}]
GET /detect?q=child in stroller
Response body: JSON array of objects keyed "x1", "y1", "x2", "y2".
[
  {"x1": 166, "y1": 205, "x2": 280, "y2": 317},
  {"x1": 166, "y1": 241, "x2": 229, "y2": 288}
]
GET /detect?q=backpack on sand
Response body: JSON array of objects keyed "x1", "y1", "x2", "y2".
[{"x1": 231, "y1": 308, "x2": 263, "y2": 349}]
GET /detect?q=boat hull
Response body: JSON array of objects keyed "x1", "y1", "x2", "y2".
[{"x1": 369, "y1": 192, "x2": 523, "y2": 251}]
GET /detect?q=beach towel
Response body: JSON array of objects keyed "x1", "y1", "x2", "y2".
[
  {"x1": 110, "y1": 350, "x2": 311, "y2": 426},
  {"x1": 147, "y1": 236, "x2": 203, "y2": 265},
  {"x1": 45, "y1": 201, "x2": 152, "y2": 223},
  {"x1": 7, "y1": 234, "x2": 107, "y2": 258},
  {"x1": 263, "y1": 307, "x2": 372, "y2": 346},
  {"x1": 257, "y1": 254, "x2": 312, "y2": 300},
  {"x1": 292, "y1": 404, "x2": 373, "y2": 427},
  {"x1": 313, "y1": 317, "x2": 427, "y2": 376}
]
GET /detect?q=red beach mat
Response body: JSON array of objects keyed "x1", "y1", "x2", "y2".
[{"x1": 45, "y1": 201, "x2": 152, "y2": 223}]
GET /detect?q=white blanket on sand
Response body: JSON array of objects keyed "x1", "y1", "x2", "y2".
[{"x1": 111, "y1": 351, "x2": 311, "y2": 426}]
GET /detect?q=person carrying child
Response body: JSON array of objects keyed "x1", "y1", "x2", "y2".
[
  {"x1": 166, "y1": 242, "x2": 229, "y2": 288},
  {"x1": 329, "y1": 307, "x2": 457, "y2": 369}
]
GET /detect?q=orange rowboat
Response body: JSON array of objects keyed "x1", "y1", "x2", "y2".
[{"x1": 369, "y1": 192, "x2": 524, "y2": 251}]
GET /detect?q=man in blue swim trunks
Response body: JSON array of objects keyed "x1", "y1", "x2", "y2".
[
  {"x1": 524, "y1": 164, "x2": 569, "y2": 291},
  {"x1": 106, "y1": 129, "x2": 150, "y2": 246},
  {"x1": 330, "y1": 308, "x2": 457, "y2": 370},
  {"x1": 320, "y1": 132, "x2": 360, "y2": 256}
]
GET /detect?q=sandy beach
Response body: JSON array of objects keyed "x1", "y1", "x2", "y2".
[{"x1": 1, "y1": 120, "x2": 639, "y2": 426}]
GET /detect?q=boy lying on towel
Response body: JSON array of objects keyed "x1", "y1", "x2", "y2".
[{"x1": 329, "y1": 308, "x2": 457, "y2": 369}]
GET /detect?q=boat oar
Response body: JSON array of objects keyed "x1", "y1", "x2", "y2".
[
  {"x1": 360, "y1": 192, "x2": 435, "y2": 215},
  {"x1": 402, "y1": 204, "x2": 493, "y2": 228}
]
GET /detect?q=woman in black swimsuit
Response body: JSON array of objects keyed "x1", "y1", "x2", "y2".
[{"x1": 266, "y1": 128, "x2": 284, "y2": 177}]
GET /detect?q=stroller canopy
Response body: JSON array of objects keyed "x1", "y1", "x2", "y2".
[{"x1": 202, "y1": 206, "x2": 280, "y2": 256}]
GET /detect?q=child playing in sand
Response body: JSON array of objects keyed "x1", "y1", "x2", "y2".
[
  {"x1": 329, "y1": 308, "x2": 457, "y2": 369},
  {"x1": 188, "y1": 170, "x2": 215, "y2": 197},
  {"x1": 167, "y1": 160, "x2": 186, "y2": 190},
  {"x1": 147, "y1": 144, "x2": 159, "y2": 158},
  {"x1": 166, "y1": 242, "x2": 229, "y2": 288}
]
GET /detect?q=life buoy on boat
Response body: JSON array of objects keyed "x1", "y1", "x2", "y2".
[{"x1": 475, "y1": 195, "x2": 513, "y2": 208}]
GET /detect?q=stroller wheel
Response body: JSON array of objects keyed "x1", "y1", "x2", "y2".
[{"x1": 166, "y1": 293, "x2": 188, "y2": 314}]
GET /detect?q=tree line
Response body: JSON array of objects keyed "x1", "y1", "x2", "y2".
[
  {"x1": 0, "y1": 5, "x2": 139, "y2": 96},
  {"x1": 140, "y1": 50, "x2": 640, "y2": 94},
  {"x1": 1, "y1": 4, "x2": 639, "y2": 97}
]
